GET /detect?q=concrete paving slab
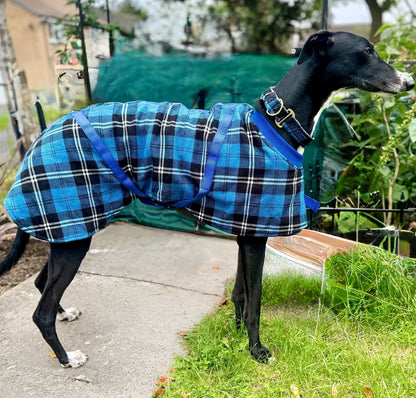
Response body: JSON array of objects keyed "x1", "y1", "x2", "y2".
[{"x1": 0, "y1": 223, "x2": 238, "y2": 398}]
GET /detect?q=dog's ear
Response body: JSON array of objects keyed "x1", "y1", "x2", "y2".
[{"x1": 297, "y1": 30, "x2": 334, "y2": 64}]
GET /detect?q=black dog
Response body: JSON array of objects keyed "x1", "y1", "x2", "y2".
[{"x1": 1, "y1": 31, "x2": 414, "y2": 368}]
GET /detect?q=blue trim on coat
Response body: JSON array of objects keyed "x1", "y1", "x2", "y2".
[{"x1": 251, "y1": 111, "x2": 303, "y2": 167}]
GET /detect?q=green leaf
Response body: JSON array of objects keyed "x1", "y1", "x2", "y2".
[
  {"x1": 383, "y1": 98, "x2": 396, "y2": 109},
  {"x1": 385, "y1": 45, "x2": 402, "y2": 56},
  {"x1": 409, "y1": 119, "x2": 416, "y2": 143},
  {"x1": 392, "y1": 184, "x2": 408, "y2": 202},
  {"x1": 391, "y1": 61, "x2": 406, "y2": 72},
  {"x1": 397, "y1": 103, "x2": 407, "y2": 118},
  {"x1": 401, "y1": 38, "x2": 416, "y2": 53},
  {"x1": 379, "y1": 165, "x2": 391, "y2": 177}
]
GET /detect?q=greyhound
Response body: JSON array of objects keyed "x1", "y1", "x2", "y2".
[{"x1": 1, "y1": 31, "x2": 414, "y2": 368}]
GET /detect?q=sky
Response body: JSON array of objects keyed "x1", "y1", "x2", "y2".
[
  {"x1": 331, "y1": 0, "x2": 371, "y2": 25},
  {"x1": 97, "y1": 0, "x2": 411, "y2": 27},
  {"x1": 331, "y1": 0, "x2": 415, "y2": 25}
]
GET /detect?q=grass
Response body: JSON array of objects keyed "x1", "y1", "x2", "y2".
[
  {"x1": 0, "y1": 114, "x2": 10, "y2": 130},
  {"x1": 324, "y1": 245, "x2": 416, "y2": 328},
  {"x1": 0, "y1": 168, "x2": 17, "y2": 205},
  {"x1": 156, "y1": 249, "x2": 416, "y2": 397},
  {"x1": 41, "y1": 106, "x2": 67, "y2": 123}
]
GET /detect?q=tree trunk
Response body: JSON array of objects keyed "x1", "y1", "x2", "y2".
[{"x1": 365, "y1": 0, "x2": 383, "y2": 42}]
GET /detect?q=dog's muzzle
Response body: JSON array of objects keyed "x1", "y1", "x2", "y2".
[{"x1": 397, "y1": 71, "x2": 415, "y2": 92}]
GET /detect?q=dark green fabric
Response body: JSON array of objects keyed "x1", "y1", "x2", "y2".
[
  {"x1": 109, "y1": 199, "x2": 226, "y2": 235},
  {"x1": 93, "y1": 52, "x2": 295, "y2": 108}
]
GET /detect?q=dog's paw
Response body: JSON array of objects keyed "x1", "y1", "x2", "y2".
[
  {"x1": 250, "y1": 344, "x2": 272, "y2": 364},
  {"x1": 57, "y1": 307, "x2": 81, "y2": 322},
  {"x1": 61, "y1": 350, "x2": 88, "y2": 368}
]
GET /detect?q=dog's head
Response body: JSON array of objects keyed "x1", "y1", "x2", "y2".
[
  {"x1": 297, "y1": 30, "x2": 334, "y2": 64},
  {"x1": 298, "y1": 30, "x2": 414, "y2": 95}
]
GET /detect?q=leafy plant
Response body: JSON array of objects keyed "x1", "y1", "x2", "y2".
[
  {"x1": 56, "y1": 0, "x2": 138, "y2": 64},
  {"x1": 59, "y1": 0, "x2": 119, "y2": 39},
  {"x1": 334, "y1": 22, "x2": 416, "y2": 226},
  {"x1": 208, "y1": 0, "x2": 322, "y2": 53},
  {"x1": 119, "y1": 0, "x2": 147, "y2": 19}
]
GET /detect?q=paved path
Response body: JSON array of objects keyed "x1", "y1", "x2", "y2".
[{"x1": 0, "y1": 223, "x2": 238, "y2": 397}]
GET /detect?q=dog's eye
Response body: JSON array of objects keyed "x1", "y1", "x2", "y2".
[{"x1": 364, "y1": 47, "x2": 373, "y2": 56}]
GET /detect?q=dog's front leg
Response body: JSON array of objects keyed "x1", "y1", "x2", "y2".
[{"x1": 232, "y1": 236, "x2": 271, "y2": 363}]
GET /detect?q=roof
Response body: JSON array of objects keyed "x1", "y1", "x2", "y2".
[
  {"x1": 8, "y1": 0, "x2": 139, "y2": 29},
  {"x1": 9, "y1": 0, "x2": 77, "y2": 19}
]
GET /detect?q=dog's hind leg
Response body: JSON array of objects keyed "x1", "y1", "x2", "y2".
[
  {"x1": 35, "y1": 258, "x2": 81, "y2": 322},
  {"x1": 232, "y1": 236, "x2": 271, "y2": 363},
  {"x1": 32, "y1": 238, "x2": 91, "y2": 368},
  {"x1": 232, "y1": 255, "x2": 245, "y2": 331}
]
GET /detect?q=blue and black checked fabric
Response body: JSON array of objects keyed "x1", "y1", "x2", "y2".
[{"x1": 5, "y1": 100, "x2": 308, "y2": 242}]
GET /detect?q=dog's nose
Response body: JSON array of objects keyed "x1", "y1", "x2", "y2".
[{"x1": 403, "y1": 73, "x2": 415, "y2": 91}]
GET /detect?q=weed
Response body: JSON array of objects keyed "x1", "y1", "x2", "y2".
[{"x1": 41, "y1": 106, "x2": 66, "y2": 123}]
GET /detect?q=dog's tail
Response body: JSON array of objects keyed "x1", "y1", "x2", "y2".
[{"x1": 0, "y1": 228, "x2": 31, "y2": 276}]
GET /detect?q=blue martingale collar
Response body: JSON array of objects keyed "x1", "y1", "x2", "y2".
[
  {"x1": 251, "y1": 111, "x2": 303, "y2": 167},
  {"x1": 261, "y1": 86, "x2": 314, "y2": 148}
]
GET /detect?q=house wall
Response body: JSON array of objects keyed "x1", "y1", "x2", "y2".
[
  {"x1": 5, "y1": 0, "x2": 60, "y2": 102},
  {"x1": 5, "y1": 1, "x2": 112, "y2": 106}
]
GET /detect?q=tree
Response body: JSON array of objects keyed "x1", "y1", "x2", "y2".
[
  {"x1": 58, "y1": 0, "x2": 137, "y2": 102},
  {"x1": 364, "y1": 0, "x2": 396, "y2": 41},
  {"x1": 340, "y1": 0, "x2": 416, "y2": 42},
  {"x1": 209, "y1": 0, "x2": 322, "y2": 53}
]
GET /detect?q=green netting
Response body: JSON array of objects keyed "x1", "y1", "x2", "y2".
[
  {"x1": 109, "y1": 199, "x2": 227, "y2": 235},
  {"x1": 303, "y1": 103, "x2": 359, "y2": 203},
  {"x1": 93, "y1": 51, "x2": 295, "y2": 108}
]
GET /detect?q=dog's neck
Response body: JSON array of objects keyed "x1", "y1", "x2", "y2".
[
  {"x1": 256, "y1": 61, "x2": 336, "y2": 151},
  {"x1": 255, "y1": 88, "x2": 313, "y2": 151},
  {"x1": 275, "y1": 61, "x2": 334, "y2": 130}
]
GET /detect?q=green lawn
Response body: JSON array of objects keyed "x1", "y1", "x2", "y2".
[{"x1": 157, "y1": 247, "x2": 416, "y2": 397}]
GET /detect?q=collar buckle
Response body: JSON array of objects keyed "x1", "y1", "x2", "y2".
[{"x1": 275, "y1": 108, "x2": 295, "y2": 128}]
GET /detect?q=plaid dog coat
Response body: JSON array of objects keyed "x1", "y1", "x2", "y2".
[{"x1": 5, "y1": 89, "x2": 316, "y2": 242}]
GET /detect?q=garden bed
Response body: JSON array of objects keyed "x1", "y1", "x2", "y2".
[{"x1": 265, "y1": 229, "x2": 357, "y2": 276}]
